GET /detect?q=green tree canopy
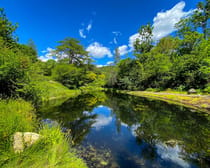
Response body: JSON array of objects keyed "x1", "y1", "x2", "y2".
[{"x1": 56, "y1": 37, "x2": 90, "y2": 65}]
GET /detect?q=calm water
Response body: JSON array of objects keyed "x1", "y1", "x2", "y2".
[{"x1": 38, "y1": 92, "x2": 210, "y2": 168}]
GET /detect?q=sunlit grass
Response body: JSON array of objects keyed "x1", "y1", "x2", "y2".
[
  {"x1": 0, "y1": 99, "x2": 87, "y2": 168},
  {"x1": 127, "y1": 91, "x2": 210, "y2": 113}
]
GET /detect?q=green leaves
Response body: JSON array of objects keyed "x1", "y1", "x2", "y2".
[{"x1": 56, "y1": 37, "x2": 90, "y2": 65}]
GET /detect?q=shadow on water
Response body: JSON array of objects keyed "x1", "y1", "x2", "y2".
[{"x1": 38, "y1": 91, "x2": 210, "y2": 168}]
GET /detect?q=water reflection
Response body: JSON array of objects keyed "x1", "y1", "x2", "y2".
[{"x1": 38, "y1": 91, "x2": 210, "y2": 168}]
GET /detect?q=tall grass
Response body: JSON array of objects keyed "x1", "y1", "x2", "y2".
[
  {"x1": 0, "y1": 99, "x2": 36, "y2": 154},
  {"x1": 0, "y1": 99, "x2": 87, "y2": 168}
]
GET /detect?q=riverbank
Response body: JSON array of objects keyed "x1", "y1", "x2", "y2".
[
  {"x1": 0, "y1": 99, "x2": 87, "y2": 168},
  {"x1": 124, "y1": 91, "x2": 210, "y2": 113}
]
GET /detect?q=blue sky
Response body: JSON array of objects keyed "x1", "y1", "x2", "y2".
[{"x1": 0, "y1": 0, "x2": 200, "y2": 66}]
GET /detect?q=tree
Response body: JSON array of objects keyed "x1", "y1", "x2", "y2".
[
  {"x1": 176, "y1": 0, "x2": 210, "y2": 39},
  {"x1": 56, "y1": 37, "x2": 90, "y2": 65},
  {"x1": 52, "y1": 64, "x2": 83, "y2": 89},
  {"x1": 114, "y1": 47, "x2": 120, "y2": 65},
  {"x1": 0, "y1": 8, "x2": 17, "y2": 47},
  {"x1": 192, "y1": 0, "x2": 210, "y2": 39},
  {"x1": 117, "y1": 58, "x2": 144, "y2": 90},
  {"x1": 134, "y1": 23, "x2": 153, "y2": 63}
]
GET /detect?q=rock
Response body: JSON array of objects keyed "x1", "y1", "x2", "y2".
[
  {"x1": 23, "y1": 132, "x2": 40, "y2": 147},
  {"x1": 164, "y1": 139, "x2": 183, "y2": 147},
  {"x1": 13, "y1": 132, "x2": 24, "y2": 153},
  {"x1": 188, "y1": 88, "x2": 197, "y2": 94},
  {"x1": 13, "y1": 132, "x2": 40, "y2": 153}
]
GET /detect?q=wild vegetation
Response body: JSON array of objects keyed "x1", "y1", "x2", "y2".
[
  {"x1": 0, "y1": 0, "x2": 209, "y2": 167},
  {"x1": 100, "y1": 0, "x2": 210, "y2": 92}
]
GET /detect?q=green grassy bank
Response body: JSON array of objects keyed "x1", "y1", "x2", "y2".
[
  {"x1": 124, "y1": 91, "x2": 210, "y2": 113},
  {"x1": 0, "y1": 99, "x2": 87, "y2": 168}
]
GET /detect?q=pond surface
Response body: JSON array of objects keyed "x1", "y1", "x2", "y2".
[{"x1": 38, "y1": 92, "x2": 210, "y2": 168}]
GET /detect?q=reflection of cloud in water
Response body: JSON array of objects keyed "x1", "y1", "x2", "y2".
[
  {"x1": 97, "y1": 105, "x2": 112, "y2": 111},
  {"x1": 156, "y1": 143, "x2": 190, "y2": 168},
  {"x1": 121, "y1": 122, "x2": 141, "y2": 137},
  {"x1": 83, "y1": 111, "x2": 90, "y2": 115},
  {"x1": 92, "y1": 115, "x2": 112, "y2": 130}
]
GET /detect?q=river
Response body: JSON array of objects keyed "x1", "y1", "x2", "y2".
[{"x1": 38, "y1": 92, "x2": 210, "y2": 168}]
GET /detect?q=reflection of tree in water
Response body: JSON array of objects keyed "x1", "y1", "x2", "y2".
[
  {"x1": 38, "y1": 92, "x2": 107, "y2": 144},
  {"x1": 104, "y1": 92, "x2": 210, "y2": 166},
  {"x1": 66, "y1": 114, "x2": 97, "y2": 144}
]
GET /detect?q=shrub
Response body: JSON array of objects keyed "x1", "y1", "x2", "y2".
[
  {"x1": 0, "y1": 99, "x2": 36, "y2": 154},
  {"x1": 2, "y1": 126, "x2": 87, "y2": 168}
]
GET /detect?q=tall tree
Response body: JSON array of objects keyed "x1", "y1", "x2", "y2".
[
  {"x1": 114, "y1": 47, "x2": 120, "y2": 65},
  {"x1": 56, "y1": 37, "x2": 90, "y2": 65},
  {"x1": 192, "y1": 0, "x2": 210, "y2": 39},
  {"x1": 134, "y1": 23, "x2": 153, "y2": 63},
  {"x1": 0, "y1": 8, "x2": 18, "y2": 47}
]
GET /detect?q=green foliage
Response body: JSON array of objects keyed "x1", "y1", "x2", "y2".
[
  {"x1": 41, "y1": 59, "x2": 56, "y2": 76},
  {"x1": 21, "y1": 78, "x2": 80, "y2": 104},
  {"x1": 134, "y1": 23, "x2": 153, "y2": 62},
  {"x1": 52, "y1": 64, "x2": 83, "y2": 89},
  {"x1": 2, "y1": 126, "x2": 87, "y2": 168},
  {"x1": 17, "y1": 43, "x2": 38, "y2": 63},
  {"x1": 56, "y1": 37, "x2": 90, "y2": 65},
  {"x1": 117, "y1": 58, "x2": 143, "y2": 90},
  {"x1": 0, "y1": 99, "x2": 87, "y2": 168},
  {"x1": 0, "y1": 41, "x2": 31, "y2": 96},
  {"x1": 0, "y1": 99, "x2": 35, "y2": 154},
  {"x1": 0, "y1": 8, "x2": 17, "y2": 47}
]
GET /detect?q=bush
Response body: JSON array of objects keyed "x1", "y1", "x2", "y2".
[
  {"x1": 0, "y1": 99, "x2": 36, "y2": 154},
  {"x1": 52, "y1": 64, "x2": 83, "y2": 89},
  {"x1": 0, "y1": 44, "x2": 31, "y2": 96},
  {"x1": 0, "y1": 99, "x2": 87, "y2": 168},
  {"x1": 203, "y1": 85, "x2": 210, "y2": 94},
  {"x1": 2, "y1": 126, "x2": 87, "y2": 168}
]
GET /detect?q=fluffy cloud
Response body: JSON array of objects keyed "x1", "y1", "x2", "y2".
[
  {"x1": 153, "y1": 1, "x2": 193, "y2": 41},
  {"x1": 92, "y1": 115, "x2": 112, "y2": 130},
  {"x1": 129, "y1": 33, "x2": 140, "y2": 49},
  {"x1": 39, "y1": 47, "x2": 57, "y2": 62},
  {"x1": 128, "y1": 1, "x2": 193, "y2": 48},
  {"x1": 156, "y1": 143, "x2": 190, "y2": 168},
  {"x1": 106, "y1": 61, "x2": 114, "y2": 65},
  {"x1": 86, "y1": 42, "x2": 113, "y2": 58},
  {"x1": 118, "y1": 45, "x2": 129, "y2": 56}
]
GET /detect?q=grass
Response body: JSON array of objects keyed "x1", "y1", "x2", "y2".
[
  {"x1": 125, "y1": 91, "x2": 210, "y2": 113},
  {"x1": 0, "y1": 99, "x2": 87, "y2": 168},
  {"x1": 22, "y1": 78, "x2": 81, "y2": 104},
  {"x1": 0, "y1": 99, "x2": 36, "y2": 153}
]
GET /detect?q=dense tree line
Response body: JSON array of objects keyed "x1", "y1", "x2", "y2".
[
  {"x1": 0, "y1": 0, "x2": 209, "y2": 99},
  {"x1": 0, "y1": 8, "x2": 104, "y2": 101},
  {"x1": 102, "y1": 0, "x2": 210, "y2": 92}
]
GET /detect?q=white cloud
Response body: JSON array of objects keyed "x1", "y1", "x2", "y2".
[
  {"x1": 92, "y1": 115, "x2": 112, "y2": 130},
  {"x1": 96, "y1": 65, "x2": 104, "y2": 68},
  {"x1": 106, "y1": 61, "x2": 114, "y2": 65},
  {"x1": 39, "y1": 47, "x2": 57, "y2": 62},
  {"x1": 128, "y1": 1, "x2": 193, "y2": 49},
  {"x1": 118, "y1": 45, "x2": 129, "y2": 56},
  {"x1": 86, "y1": 23, "x2": 92, "y2": 32},
  {"x1": 129, "y1": 33, "x2": 141, "y2": 49},
  {"x1": 156, "y1": 143, "x2": 190, "y2": 168},
  {"x1": 79, "y1": 29, "x2": 86, "y2": 39},
  {"x1": 152, "y1": 1, "x2": 193, "y2": 41},
  {"x1": 86, "y1": 42, "x2": 113, "y2": 58}
]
